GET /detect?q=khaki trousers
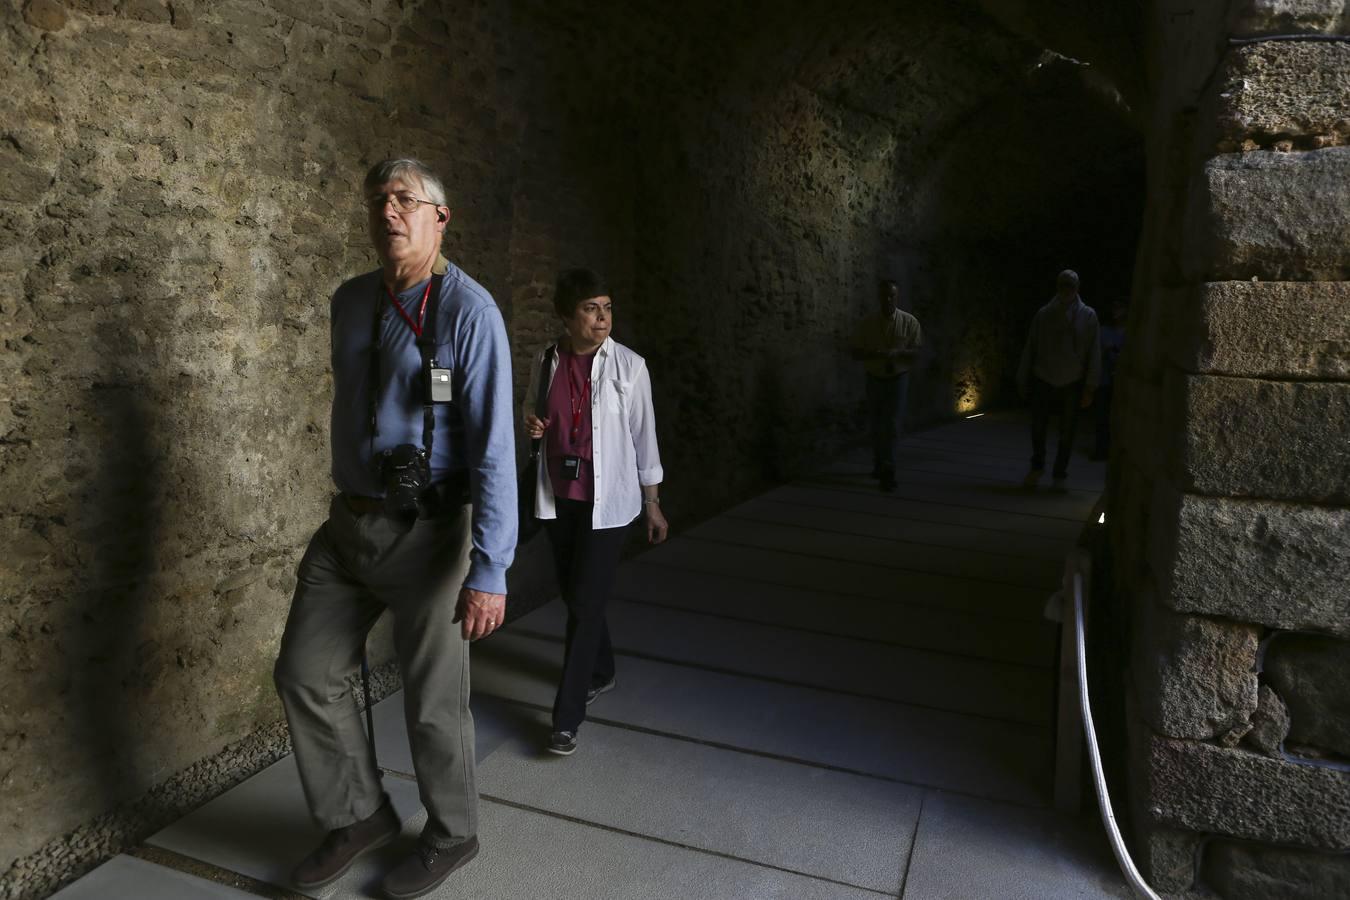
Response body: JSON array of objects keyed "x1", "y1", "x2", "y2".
[{"x1": 274, "y1": 495, "x2": 476, "y2": 847}]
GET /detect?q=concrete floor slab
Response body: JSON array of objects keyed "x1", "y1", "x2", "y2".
[
  {"x1": 639, "y1": 538, "x2": 1049, "y2": 620},
  {"x1": 903, "y1": 436, "x2": 1037, "y2": 462},
  {"x1": 799, "y1": 474, "x2": 1096, "y2": 521},
  {"x1": 687, "y1": 517, "x2": 1059, "y2": 588},
  {"x1": 514, "y1": 598, "x2": 1053, "y2": 724},
  {"x1": 767, "y1": 484, "x2": 1085, "y2": 540},
  {"x1": 889, "y1": 455, "x2": 1106, "y2": 492},
  {"x1": 471, "y1": 631, "x2": 1051, "y2": 805},
  {"x1": 901, "y1": 793, "x2": 1130, "y2": 900},
  {"x1": 476, "y1": 711, "x2": 921, "y2": 893},
  {"x1": 49, "y1": 855, "x2": 258, "y2": 900},
  {"x1": 721, "y1": 496, "x2": 1068, "y2": 560},
  {"x1": 611, "y1": 561, "x2": 1057, "y2": 666},
  {"x1": 828, "y1": 453, "x2": 1107, "y2": 495},
  {"x1": 146, "y1": 754, "x2": 423, "y2": 898},
  {"x1": 383, "y1": 802, "x2": 888, "y2": 900}
]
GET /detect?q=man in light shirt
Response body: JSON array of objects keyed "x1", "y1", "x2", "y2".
[
  {"x1": 851, "y1": 279, "x2": 923, "y2": 492},
  {"x1": 1016, "y1": 269, "x2": 1101, "y2": 490}
]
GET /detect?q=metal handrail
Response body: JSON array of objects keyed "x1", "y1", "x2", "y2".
[{"x1": 1067, "y1": 551, "x2": 1163, "y2": 900}]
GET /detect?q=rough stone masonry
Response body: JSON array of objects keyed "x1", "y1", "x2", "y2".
[{"x1": 1112, "y1": 1, "x2": 1350, "y2": 897}]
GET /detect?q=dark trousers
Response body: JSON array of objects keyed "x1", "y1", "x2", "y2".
[
  {"x1": 544, "y1": 497, "x2": 629, "y2": 733},
  {"x1": 865, "y1": 372, "x2": 910, "y2": 475},
  {"x1": 1030, "y1": 377, "x2": 1083, "y2": 477}
]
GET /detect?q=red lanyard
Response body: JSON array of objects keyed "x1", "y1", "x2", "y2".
[
  {"x1": 566, "y1": 355, "x2": 591, "y2": 442},
  {"x1": 387, "y1": 279, "x2": 433, "y2": 337}
]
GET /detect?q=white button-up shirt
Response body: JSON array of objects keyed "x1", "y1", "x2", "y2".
[{"x1": 524, "y1": 337, "x2": 664, "y2": 530}]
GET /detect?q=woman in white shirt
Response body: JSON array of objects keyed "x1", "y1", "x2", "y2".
[{"x1": 523, "y1": 268, "x2": 668, "y2": 756}]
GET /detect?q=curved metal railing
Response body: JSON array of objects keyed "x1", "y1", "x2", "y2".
[{"x1": 1063, "y1": 550, "x2": 1163, "y2": 900}]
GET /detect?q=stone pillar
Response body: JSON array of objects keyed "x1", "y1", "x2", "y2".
[{"x1": 1114, "y1": 2, "x2": 1350, "y2": 895}]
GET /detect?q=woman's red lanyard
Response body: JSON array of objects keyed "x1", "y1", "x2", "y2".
[
  {"x1": 387, "y1": 279, "x2": 433, "y2": 336},
  {"x1": 566, "y1": 355, "x2": 591, "y2": 443}
]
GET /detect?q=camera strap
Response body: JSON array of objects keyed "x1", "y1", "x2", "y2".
[
  {"x1": 367, "y1": 272, "x2": 446, "y2": 460},
  {"x1": 415, "y1": 274, "x2": 445, "y2": 459}
]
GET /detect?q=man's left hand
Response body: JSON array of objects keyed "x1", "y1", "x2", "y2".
[
  {"x1": 454, "y1": 588, "x2": 506, "y2": 641},
  {"x1": 1081, "y1": 387, "x2": 1095, "y2": 409}
]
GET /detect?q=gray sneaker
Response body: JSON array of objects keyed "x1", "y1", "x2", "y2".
[{"x1": 291, "y1": 797, "x2": 400, "y2": 891}]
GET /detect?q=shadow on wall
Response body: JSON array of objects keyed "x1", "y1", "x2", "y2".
[{"x1": 65, "y1": 367, "x2": 162, "y2": 816}]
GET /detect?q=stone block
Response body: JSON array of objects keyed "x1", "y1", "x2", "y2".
[
  {"x1": 1175, "y1": 374, "x2": 1350, "y2": 503},
  {"x1": 1202, "y1": 840, "x2": 1350, "y2": 900},
  {"x1": 1264, "y1": 634, "x2": 1350, "y2": 758},
  {"x1": 1172, "y1": 281, "x2": 1350, "y2": 379},
  {"x1": 1131, "y1": 588, "x2": 1260, "y2": 741},
  {"x1": 1143, "y1": 735, "x2": 1350, "y2": 849},
  {"x1": 1242, "y1": 684, "x2": 1290, "y2": 757},
  {"x1": 1149, "y1": 486, "x2": 1350, "y2": 635},
  {"x1": 1132, "y1": 823, "x2": 1202, "y2": 894},
  {"x1": 1228, "y1": 0, "x2": 1350, "y2": 36},
  {"x1": 120, "y1": 0, "x2": 170, "y2": 24},
  {"x1": 22, "y1": 0, "x2": 68, "y2": 31},
  {"x1": 1213, "y1": 42, "x2": 1350, "y2": 148},
  {"x1": 1188, "y1": 148, "x2": 1350, "y2": 281},
  {"x1": 0, "y1": 146, "x2": 54, "y2": 202}
]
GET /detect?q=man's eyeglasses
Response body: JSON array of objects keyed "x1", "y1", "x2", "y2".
[{"x1": 367, "y1": 192, "x2": 440, "y2": 215}]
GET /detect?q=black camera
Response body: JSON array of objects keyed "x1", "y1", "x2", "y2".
[{"x1": 377, "y1": 443, "x2": 431, "y2": 520}]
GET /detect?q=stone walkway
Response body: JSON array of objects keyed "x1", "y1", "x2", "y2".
[{"x1": 53, "y1": 412, "x2": 1130, "y2": 900}]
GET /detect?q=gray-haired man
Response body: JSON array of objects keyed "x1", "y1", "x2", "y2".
[{"x1": 273, "y1": 158, "x2": 516, "y2": 899}]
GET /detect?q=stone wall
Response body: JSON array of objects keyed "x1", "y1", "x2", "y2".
[
  {"x1": 4, "y1": 1, "x2": 1149, "y2": 892},
  {"x1": 1111, "y1": 0, "x2": 1350, "y2": 895}
]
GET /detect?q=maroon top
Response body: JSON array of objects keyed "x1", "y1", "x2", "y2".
[{"x1": 545, "y1": 348, "x2": 596, "y2": 502}]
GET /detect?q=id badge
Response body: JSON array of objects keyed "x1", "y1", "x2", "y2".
[
  {"x1": 561, "y1": 455, "x2": 582, "y2": 480},
  {"x1": 424, "y1": 357, "x2": 453, "y2": 403}
]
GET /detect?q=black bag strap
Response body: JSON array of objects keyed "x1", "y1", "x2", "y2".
[
  {"x1": 368, "y1": 272, "x2": 445, "y2": 458},
  {"x1": 529, "y1": 345, "x2": 557, "y2": 459},
  {"x1": 416, "y1": 273, "x2": 445, "y2": 458}
]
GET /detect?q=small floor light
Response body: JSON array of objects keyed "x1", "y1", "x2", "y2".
[{"x1": 1098, "y1": 512, "x2": 1106, "y2": 525}]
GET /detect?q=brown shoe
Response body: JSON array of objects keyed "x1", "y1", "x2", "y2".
[
  {"x1": 381, "y1": 836, "x2": 480, "y2": 899},
  {"x1": 291, "y1": 797, "x2": 401, "y2": 891}
]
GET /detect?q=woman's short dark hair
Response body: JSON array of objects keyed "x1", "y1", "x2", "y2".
[{"x1": 553, "y1": 268, "x2": 609, "y2": 319}]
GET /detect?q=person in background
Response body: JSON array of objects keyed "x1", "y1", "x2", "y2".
[
  {"x1": 1017, "y1": 269, "x2": 1101, "y2": 490},
  {"x1": 1092, "y1": 299, "x2": 1128, "y2": 460},
  {"x1": 850, "y1": 279, "x2": 923, "y2": 492},
  {"x1": 523, "y1": 268, "x2": 668, "y2": 757}
]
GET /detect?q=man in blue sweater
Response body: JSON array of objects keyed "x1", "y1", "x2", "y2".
[{"x1": 273, "y1": 158, "x2": 516, "y2": 899}]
